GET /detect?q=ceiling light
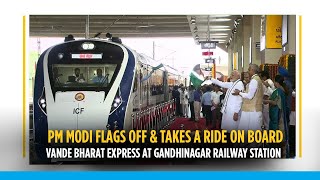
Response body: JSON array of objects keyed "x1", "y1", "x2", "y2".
[
  {"x1": 210, "y1": 28, "x2": 231, "y2": 31},
  {"x1": 211, "y1": 15, "x2": 231, "y2": 17},
  {"x1": 211, "y1": 18, "x2": 231, "y2": 22},
  {"x1": 209, "y1": 36, "x2": 228, "y2": 38},
  {"x1": 210, "y1": 25, "x2": 230, "y2": 29},
  {"x1": 209, "y1": 33, "x2": 228, "y2": 36},
  {"x1": 137, "y1": 24, "x2": 155, "y2": 28}
]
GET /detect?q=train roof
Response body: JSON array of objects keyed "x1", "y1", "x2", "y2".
[
  {"x1": 138, "y1": 53, "x2": 184, "y2": 76},
  {"x1": 164, "y1": 65, "x2": 182, "y2": 76},
  {"x1": 58, "y1": 38, "x2": 185, "y2": 77}
]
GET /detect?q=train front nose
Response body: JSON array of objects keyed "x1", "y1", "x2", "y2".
[{"x1": 47, "y1": 92, "x2": 110, "y2": 131}]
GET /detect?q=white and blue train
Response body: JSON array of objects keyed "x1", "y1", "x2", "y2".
[{"x1": 33, "y1": 38, "x2": 186, "y2": 159}]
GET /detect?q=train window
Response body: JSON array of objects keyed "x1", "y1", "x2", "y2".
[
  {"x1": 150, "y1": 69, "x2": 164, "y2": 96},
  {"x1": 51, "y1": 64, "x2": 117, "y2": 89}
]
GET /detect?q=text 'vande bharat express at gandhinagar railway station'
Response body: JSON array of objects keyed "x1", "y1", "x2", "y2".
[{"x1": 45, "y1": 148, "x2": 282, "y2": 159}]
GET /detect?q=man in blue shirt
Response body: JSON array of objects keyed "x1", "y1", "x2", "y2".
[
  {"x1": 193, "y1": 87, "x2": 202, "y2": 122},
  {"x1": 92, "y1": 69, "x2": 109, "y2": 84},
  {"x1": 201, "y1": 86, "x2": 213, "y2": 127}
]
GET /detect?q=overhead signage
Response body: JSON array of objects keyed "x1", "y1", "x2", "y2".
[
  {"x1": 202, "y1": 51, "x2": 214, "y2": 56},
  {"x1": 71, "y1": 54, "x2": 102, "y2": 59},
  {"x1": 205, "y1": 58, "x2": 215, "y2": 64},
  {"x1": 200, "y1": 41, "x2": 217, "y2": 49},
  {"x1": 266, "y1": 15, "x2": 282, "y2": 49},
  {"x1": 256, "y1": 42, "x2": 260, "y2": 49}
]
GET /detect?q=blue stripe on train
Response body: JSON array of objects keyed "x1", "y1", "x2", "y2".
[
  {"x1": 33, "y1": 50, "x2": 49, "y2": 160},
  {"x1": 108, "y1": 48, "x2": 135, "y2": 130}
]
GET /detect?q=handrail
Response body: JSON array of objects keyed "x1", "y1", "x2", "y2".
[{"x1": 131, "y1": 100, "x2": 176, "y2": 131}]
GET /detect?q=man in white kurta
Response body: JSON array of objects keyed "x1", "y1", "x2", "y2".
[
  {"x1": 233, "y1": 64, "x2": 264, "y2": 133},
  {"x1": 180, "y1": 87, "x2": 189, "y2": 118},
  {"x1": 210, "y1": 70, "x2": 244, "y2": 132}
]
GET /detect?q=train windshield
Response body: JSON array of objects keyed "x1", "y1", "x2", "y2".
[
  {"x1": 47, "y1": 40, "x2": 124, "y2": 92},
  {"x1": 52, "y1": 64, "x2": 118, "y2": 90}
]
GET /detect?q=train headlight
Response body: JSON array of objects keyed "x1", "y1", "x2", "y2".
[
  {"x1": 109, "y1": 88, "x2": 123, "y2": 115},
  {"x1": 110, "y1": 96, "x2": 123, "y2": 115},
  {"x1": 38, "y1": 88, "x2": 47, "y2": 115},
  {"x1": 41, "y1": 103, "x2": 46, "y2": 108},
  {"x1": 115, "y1": 98, "x2": 121, "y2": 103},
  {"x1": 58, "y1": 53, "x2": 64, "y2": 59},
  {"x1": 40, "y1": 99, "x2": 45, "y2": 104},
  {"x1": 81, "y1": 42, "x2": 95, "y2": 50}
]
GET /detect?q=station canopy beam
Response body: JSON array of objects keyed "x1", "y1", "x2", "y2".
[{"x1": 29, "y1": 15, "x2": 241, "y2": 51}]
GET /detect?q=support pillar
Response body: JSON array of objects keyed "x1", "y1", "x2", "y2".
[
  {"x1": 283, "y1": 15, "x2": 296, "y2": 55},
  {"x1": 242, "y1": 16, "x2": 252, "y2": 72},
  {"x1": 252, "y1": 15, "x2": 262, "y2": 66}
]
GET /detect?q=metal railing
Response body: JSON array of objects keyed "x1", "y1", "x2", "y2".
[
  {"x1": 29, "y1": 100, "x2": 177, "y2": 136},
  {"x1": 131, "y1": 100, "x2": 176, "y2": 131}
]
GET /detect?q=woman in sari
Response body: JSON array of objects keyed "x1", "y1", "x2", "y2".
[{"x1": 263, "y1": 75, "x2": 290, "y2": 158}]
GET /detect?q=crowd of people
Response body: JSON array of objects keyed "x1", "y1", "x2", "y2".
[{"x1": 171, "y1": 63, "x2": 296, "y2": 158}]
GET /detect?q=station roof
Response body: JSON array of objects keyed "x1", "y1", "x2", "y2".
[
  {"x1": 29, "y1": 15, "x2": 242, "y2": 49},
  {"x1": 30, "y1": 15, "x2": 190, "y2": 38}
]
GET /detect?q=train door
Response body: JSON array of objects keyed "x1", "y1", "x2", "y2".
[
  {"x1": 140, "y1": 64, "x2": 150, "y2": 109},
  {"x1": 132, "y1": 67, "x2": 140, "y2": 112},
  {"x1": 139, "y1": 68, "x2": 146, "y2": 108}
]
